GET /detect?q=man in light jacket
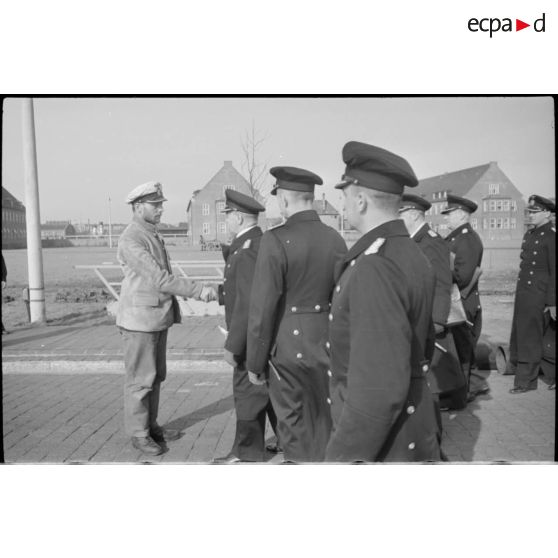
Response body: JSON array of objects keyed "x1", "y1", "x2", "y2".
[{"x1": 117, "y1": 181, "x2": 215, "y2": 456}]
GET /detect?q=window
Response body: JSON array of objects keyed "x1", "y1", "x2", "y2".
[
  {"x1": 511, "y1": 218, "x2": 517, "y2": 229},
  {"x1": 511, "y1": 200, "x2": 517, "y2": 211},
  {"x1": 489, "y1": 218, "x2": 497, "y2": 229},
  {"x1": 488, "y1": 183, "x2": 500, "y2": 195},
  {"x1": 216, "y1": 201, "x2": 226, "y2": 212},
  {"x1": 202, "y1": 203, "x2": 210, "y2": 216},
  {"x1": 483, "y1": 219, "x2": 488, "y2": 230},
  {"x1": 217, "y1": 222, "x2": 227, "y2": 234},
  {"x1": 223, "y1": 185, "x2": 236, "y2": 196},
  {"x1": 483, "y1": 201, "x2": 488, "y2": 212},
  {"x1": 471, "y1": 218, "x2": 478, "y2": 229},
  {"x1": 202, "y1": 223, "x2": 210, "y2": 235}
]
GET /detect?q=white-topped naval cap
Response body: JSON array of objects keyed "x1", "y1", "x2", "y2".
[{"x1": 126, "y1": 181, "x2": 167, "y2": 204}]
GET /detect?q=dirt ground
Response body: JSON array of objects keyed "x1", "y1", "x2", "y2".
[{"x1": 1, "y1": 246, "x2": 519, "y2": 334}]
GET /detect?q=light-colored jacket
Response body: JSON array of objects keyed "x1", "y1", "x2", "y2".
[{"x1": 116, "y1": 215, "x2": 202, "y2": 332}]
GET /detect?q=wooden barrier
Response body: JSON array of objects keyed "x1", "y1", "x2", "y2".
[{"x1": 74, "y1": 260, "x2": 224, "y2": 301}]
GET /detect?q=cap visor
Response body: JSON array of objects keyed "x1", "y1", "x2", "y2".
[{"x1": 334, "y1": 179, "x2": 352, "y2": 190}]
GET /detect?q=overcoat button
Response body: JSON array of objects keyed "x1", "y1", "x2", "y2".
[
  {"x1": 293, "y1": 329, "x2": 300, "y2": 335},
  {"x1": 408, "y1": 442, "x2": 415, "y2": 450},
  {"x1": 327, "y1": 370, "x2": 332, "y2": 378},
  {"x1": 327, "y1": 398, "x2": 332, "y2": 404},
  {"x1": 315, "y1": 304, "x2": 321, "y2": 311},
  {"x1": 329, "y1": 314, "x2": 333, "y2": 321},
  {"x1": 350, "y1": 260, "x2": 356, "y2": 266},
  {"x1": 292, "y1": 306, "x2": 297, "y2": 312},
  {"x1": 407, "y1": 405, "x2": 415, "y2": 414},
  {"x1": 326, "y1": 341, "x2": 330, "y2": 349},
  {"x1": 296, "y1": 353, "x2": 302, "y2": 359},
  {"x1": 527, "y1": 281, "x2": 531, "y2": 285},
  {"x1": 336, "y1": 285, "x2": 341, "y2": 292},
  {"x1": 422, "y1": 364, "x2": 429, "y2": 373},
  {"x1": 222, "y1": 291, "x2": 226, "y2": 296}
]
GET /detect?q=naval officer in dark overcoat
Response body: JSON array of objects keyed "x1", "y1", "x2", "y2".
[
  {"x1": 441, "y1": 194, "x2": 488, "y2": 403},
  {"x1": 325, "y1": 141, "x2": 441, "y2": 462},
  {"x1": 246, "y1": 166, "x2": 347, "y2": 462},
  {"x1": 509, "y1": 195, "x2": 556, "y2": 393},
  {"x1": 214, "y1": 189, "x2": 278, "y2": 462},
  {"x1": 399, "y1": 193, "x2": 466, "y2": 425}
]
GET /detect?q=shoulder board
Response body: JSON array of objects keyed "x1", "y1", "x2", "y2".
[
  {"x1": 242, "y1": 239, "x2": 252, "y2": 249},
  {"x1": 267, "y1": 222, "x2": 285, "y2": 231},
  {"x1": 461, "y1": 228, "x2": 468, "y2": 234},
  {"x1": 552, "y1": 227, "x2": 556, "y2": 233},
  {"x1": 428, "y1": 229, "x2": 438, "y2": 238},
  {"x1": 364, "y1": 237, "x2": 385, "y2": 255}
]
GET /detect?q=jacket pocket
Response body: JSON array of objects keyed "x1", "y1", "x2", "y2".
[{"x1": 132, "y1": 293, "x2": 160, "y2": 307}]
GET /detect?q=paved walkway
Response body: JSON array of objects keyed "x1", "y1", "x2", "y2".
[
  {"x1": 1, "y1": 295, "x2": 556, "y2": 463},
  {"x1": 2, "y1": 367, "x2": 555, "y2": 463}
]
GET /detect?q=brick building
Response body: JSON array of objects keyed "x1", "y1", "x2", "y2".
[
  {"x1": 415, "y1": 162, "x2": 526, "y2": 243},
  {"x1": 186, "y1": 160, "x2": 256, "y2": 246},
  {"x1": 313, "y1": 193, "x2": 341, "y2": 230},
  {"x1": 2, "y1": 187, "x2": 27, "y2": 249}
]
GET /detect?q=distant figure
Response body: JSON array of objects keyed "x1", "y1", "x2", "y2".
[
  {"x1": 325, "y1": 141, "x2": 440, "y2": 462},
  {"x1": 247, "y1": 166, "x2": 348, "y2": 462},
  {"x1": 399, "y1": 193, "x2": 466, "y2": 433},
  {"x1": 214, "y1": 189, "x2": 278, "y2": 463},
  {"x1": 1, "y1": 253, "x2": 8, "y2": 334},
  {"x1": 441, "y1": 194, "x2": 487, "y2": 403},
  {"x1": 509, "y1": 195, "x2": 556, "y2": 393},
  {"x1": 117, "y1": 181, "x2": 216, "y2": 456}
]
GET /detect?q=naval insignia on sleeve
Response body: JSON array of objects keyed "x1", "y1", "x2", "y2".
[{"x1": 365, "y1": 238, "x2": 385, "y2": 255}]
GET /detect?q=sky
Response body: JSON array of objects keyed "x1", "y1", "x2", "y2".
[{"x1": 1, "y1": 96, "x2": 555, "y2": 225}]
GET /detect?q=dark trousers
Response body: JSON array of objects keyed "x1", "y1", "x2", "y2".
[
  {"x1": 453, "y1": 308, "x2": 488, "y2": 394},
  {"x1": 121, "y1": 328, "x2": 168, "y2": 438},
  {"x1": 231, "y1": 366, "x2": 277, "y2": 461},
  {"x1": 268, "y1": 359, "x2": 332, "y2": 462}
]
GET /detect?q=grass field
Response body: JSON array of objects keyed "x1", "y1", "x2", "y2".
[{"x1": 1, "y1": 245, "x2": 519, "y2": 331}]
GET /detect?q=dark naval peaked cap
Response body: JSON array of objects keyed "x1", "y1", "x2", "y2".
[
  {"x1": 269, "y1": 166, "x2": 323, "y2": 196},
  {"x1": 335, "y1": 141, "x2": 418, "y2": 195},
  {"x1": 527, "y1": 195, "x2": 555, "y2": 213},
  {"x1": 399, "y1": 193, "x2": 432, "y2": 213},
  {"x1": 441, "y1": 194, "x2": 478, "y2": 214},
  {"x1": 222, "y1": 189, "x2": 265, "y2": 214}
]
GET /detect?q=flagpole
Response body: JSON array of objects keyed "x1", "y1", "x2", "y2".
[{"x1": 22, "y1": 98, "x2": 46, "y2": 323}]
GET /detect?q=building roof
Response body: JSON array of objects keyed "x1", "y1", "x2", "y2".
[
  {"x1": 2, "y1": 187, "x2": 26, "y2": 210},
  {"x1": 312, "y1": 196, "x2": 340, "y2": 216},
  {"x1": 415, "y1": 163, "x2": 491, "y2": 198}
]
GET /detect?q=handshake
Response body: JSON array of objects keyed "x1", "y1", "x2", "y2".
[{"x1": 198, "y1": 283, "x2": 218, "y2": 303}]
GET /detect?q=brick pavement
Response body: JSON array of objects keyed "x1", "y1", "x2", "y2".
[{"x1": 2, "y1": 368, "x2": 555, "y2": 463}]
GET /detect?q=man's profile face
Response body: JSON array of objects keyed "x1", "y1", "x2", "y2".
[
  {"x1": 444, "y1": 208, "x2": 464, "y2": 231},
  {"x1": 225, "y1": 210, "x2": 240, "y2": 234},
  {"x1": 343, "y1": 185, "x2": 360, "y2": 230},
  {"x1": 528, "y1": 209, "x2": 549, "y2": 228},
  {"x1": 399, "y1": 208, "x2": 416, "y2": 233},
  {"x1": 137, "y1": 201, "x2": 164, "y2": 225}
]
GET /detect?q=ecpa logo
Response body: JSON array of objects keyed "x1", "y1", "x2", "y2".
[{"x1": 468, "y1": 12, "x2": 546, "y2": 37}]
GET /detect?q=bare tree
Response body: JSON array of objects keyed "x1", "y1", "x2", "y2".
[{"x1": 240, "y1": 121, "x2": 270, "y2": 204}]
